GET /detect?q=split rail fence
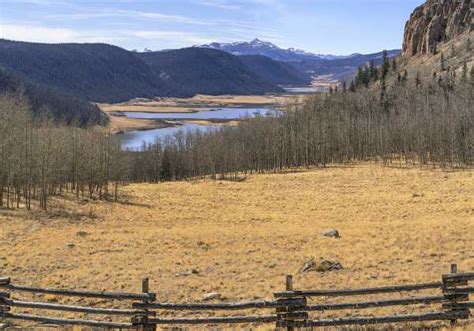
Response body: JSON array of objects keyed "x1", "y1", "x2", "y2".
[{"x1": 0, "y1": 264, "x2": 473, "y2": 329}]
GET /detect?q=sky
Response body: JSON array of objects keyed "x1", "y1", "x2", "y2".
[{"x1": 0, "y1": 0, "x2": 425, "y2": 55}]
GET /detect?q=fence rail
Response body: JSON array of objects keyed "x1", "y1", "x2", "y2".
[{"x1": 0, "y1": 263, "x2": 472, "y2": 329}]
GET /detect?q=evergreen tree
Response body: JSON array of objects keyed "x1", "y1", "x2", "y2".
[
  {"x1": 381, "y1": 50, "x2": 390, "y2": 79},
  {"x1": 355, "y1": 67, "x2": 365, "y2": 86},
  {"x1": 329, "y1": 85, "x2": 333, "y2": 94},
  {"x1": 440, "y1": 52, "x2": 445, "y2": 71},
  {"x1": 342, "y1": 81, "x2": 347, "y2": 93},
  {"x1": 369, "y1": 60, "x2": 377, "y2": 81},
  {"x1": 349, "y1": 80, "x2": 356, "y2": 92},
  {"x1": 363, "y1": 66, "x2": 371, "y2": 87},
  {"x1": 391, "y1": 58, "x2": 397, "y2": 72}
]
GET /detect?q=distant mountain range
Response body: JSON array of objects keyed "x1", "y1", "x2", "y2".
[
  {"x1": 200, "y1": 39, "x2": 401, "y2": 80},
  {"x1": 201, "y1": 38, "x2": 359, "y2": 61}
]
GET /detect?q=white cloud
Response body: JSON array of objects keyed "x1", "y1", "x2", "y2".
[
  {"x1": 199, "y1": 1, "x2": 241, "y2": 10},
  {"x1": 0, "y1": 24, "x2": 78, "y2": 43},
  {"x1": 0, "y1": 23, "x2": 126, "y2": 44},
  {"x1": 0, "y1": 23, "x2": 230, "y2": 49},
  {"x1": 132, "y1": 30, "x2": 217, "y2": 46},
  {"x1": 47, "y1": 9, "x2": 212, "y2": 26}
]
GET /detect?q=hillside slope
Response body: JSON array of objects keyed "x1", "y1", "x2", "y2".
[
  {"x1": 0, "y1": 68, "x2": 108, "y2": 126},
  {"x1": 238, "y1": 55, "x2": 311, "y2": 85},
  {"x1": 0, "y1": 39, "x2": 165, "y2": 103},
  {"x1": 138, "y1": 48, "x2": 283, "y2": 96}
]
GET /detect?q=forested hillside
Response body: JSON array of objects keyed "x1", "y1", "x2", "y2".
[
  {"x1": 0, "y1": 39, "x2": 165, "y2": 103},
  {"x1": 0, "y1": 68, "x2": 107, "y2": 126},
  {"x1": 137, "y1": 48, "x2": 283, "y2": 96},
  {"x1": 0, "y1": 40, "x2": 289, "y2": 105},
  {"x1": 238, "y1": 55, "x2": 311, "y2": 85}
]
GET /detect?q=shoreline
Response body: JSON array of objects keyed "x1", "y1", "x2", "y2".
[
  {"x1": 102, "y1": 94, "x2": 299, "y2": 134},
  {"x1": 114, "y1": 118, "x2": 240, "y2": 135}
]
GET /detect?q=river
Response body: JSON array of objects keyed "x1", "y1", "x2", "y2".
[{"x1": 119, "y1": 107, "x2": 280, "y2": 150}]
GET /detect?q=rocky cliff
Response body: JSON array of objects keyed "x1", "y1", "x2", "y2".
[{"x1": 402, "y1": 0, "x2": 471, "y2": 56}]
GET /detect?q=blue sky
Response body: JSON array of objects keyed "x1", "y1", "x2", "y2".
[{"x1": 0, "y1": 0, "x2": 424, "y2": 55}]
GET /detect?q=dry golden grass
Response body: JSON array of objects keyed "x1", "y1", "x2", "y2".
[
  {"x1": 106, "y1": 115, "x2": 170, "y2": 134},
  {"x1": 1, "y1": 163, "x2": 473, "y2": 329}
]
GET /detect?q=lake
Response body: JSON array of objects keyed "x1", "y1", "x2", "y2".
[
  {"x1": 283, "y1": 86, "x2": 324, "y2": 93},
  {"x1": 119, "y1": 107, "x2": 280, "y2": 150}
]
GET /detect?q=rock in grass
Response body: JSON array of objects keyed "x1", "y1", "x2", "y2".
[
  {"x1": 65, "y1": 242, "x2": 75, "y2": 249},
  {"x1": 300, "y1": 257, "x2": 343, "y2": 273},
  {"x1": 315, "y1": 259, "x2": 343, "y2": 272},
  {"x1": 322, "y1": 229, "x2": 340, "y2": 238},
  {"x1": 202, "y1": 292, "x2": 221, "y2": 301},
  {"x1": 300, "y1": 257, "x2": 316, "y2": 273}
]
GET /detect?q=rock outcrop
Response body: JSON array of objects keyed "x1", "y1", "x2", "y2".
[{"x1": 403, "y1": 0, "x2": 471, "y2": 56}]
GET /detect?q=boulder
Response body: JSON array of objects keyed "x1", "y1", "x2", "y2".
[
  {"x1": 300, "y1": 257, "x2": 343, "y2": 273},
  {"x1": 322, "y1": 229, "x2": 340, "y2": 238},
  {"x1": 202, "y1": 292, "x2": 221, "y2": 301},
  {"x1": 315, "y1": 259, "x2": 343, "y2": 272}
]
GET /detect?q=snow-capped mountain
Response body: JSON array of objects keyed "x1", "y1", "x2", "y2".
[
  {"x1": 200, "y1": 38, "x2": 323, "y2": 61},
  {"x1": 199, "y1": 38, "x2": 401, "y2": 81},
  {"x1": 201, "y1": 38, "x2": 359, "y2": 61}
]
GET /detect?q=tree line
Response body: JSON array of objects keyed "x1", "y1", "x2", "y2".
[
  {"x1": 130, "y1": 74, "x2": 472, "y2": 183},
  {"x1": 1, "y1": 67, "x2": 473, "y2": 210}
]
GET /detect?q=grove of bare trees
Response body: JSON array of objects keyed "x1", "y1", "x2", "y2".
[
  {"x1": 130, "y1": 75, "x2": 473, "y2": 182},
  {"x1": 1, "y1": 72, "x2": 472, "y2": 211},
  {"x1": 0, "y1": 93, "x2": 122, "y2": 211}
]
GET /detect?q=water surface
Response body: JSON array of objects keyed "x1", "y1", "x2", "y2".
[
  {"x1": 123, "y1": 107, "x2": 279, "y2": 120},
  {"x1": 119, "y1": 107, "x2": 280, "y2": 150}
]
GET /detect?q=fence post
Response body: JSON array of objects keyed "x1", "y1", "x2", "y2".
[
  {"x1": 142, "y1": 278, "x2": 154, "y2": 331},
  {"x1": 274, "y1": 275, "x2": 307, "y2": 330},
  {"x1": 442, "y1": 263, "x2": 469, "y2": 326},
  {"x1": 132, "y1": 278, "x2": 154, "y2": 330},
  {"x1": 285, "y1": 275, "x2": 294, "y2": 331}
]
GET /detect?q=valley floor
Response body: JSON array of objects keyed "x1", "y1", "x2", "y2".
[
  {"x1": 100, "y1": 94, "x2": 299, "y2": 133},
  {"x1": 1, "y1": 163, "x2": 473, "y2": 329}
]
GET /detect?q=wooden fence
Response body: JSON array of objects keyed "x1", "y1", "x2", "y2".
[{"x1": 0, "y1": 264, "x2": 473, "y2": 329}]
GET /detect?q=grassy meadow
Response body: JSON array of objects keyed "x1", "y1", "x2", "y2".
[{"x1": 1, "y1": 163, "x2": 473, "y2": 328}]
